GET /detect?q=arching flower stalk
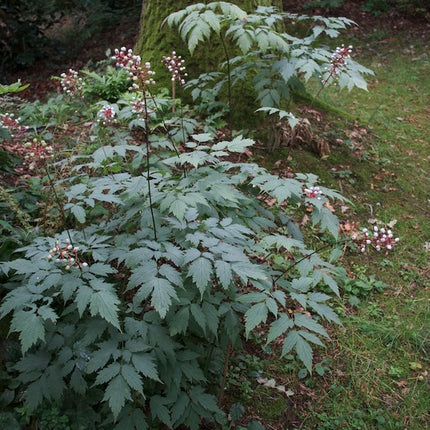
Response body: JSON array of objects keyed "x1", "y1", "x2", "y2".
[
  {"x1": 112, "y1": 47, "x2": 158, "y2": 240},
  {"x1": 315, "y1": 44, "x2": 353, "y2": 99}
]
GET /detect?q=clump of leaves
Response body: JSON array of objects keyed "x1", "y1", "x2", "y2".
[
  {"x1": 0, "y1": 108, "x2": 346, "y2": 429},
  {"x1": 80, "y1": 66, "x2": 132, "y2": 103},
  {"x1": 166, "y1": 2, "x2": 373, "y2": 134},
  {"x1": 335, "y1": 268, "x2": 387, "y2": 306},
  {"x1": 0, "y1": 6, "x2": 359, "y2": 427}
]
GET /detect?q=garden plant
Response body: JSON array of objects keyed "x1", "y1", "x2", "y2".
[{"x1": 1, "y1": 2, "x2": 426, "y2": 430}]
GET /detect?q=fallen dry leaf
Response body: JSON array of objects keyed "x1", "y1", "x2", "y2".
[
  {"x1": 340, "y1": 205, "x2": 350, "y2": 213},
  {"x1": 324, "y1": 202, "x2": 335, "y2": 212},
  {"x1": 256, "y1": 377, "x2": 294, "y2": 396}
]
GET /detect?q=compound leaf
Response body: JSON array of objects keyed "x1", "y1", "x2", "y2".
[
  {"x1": 70, "y1": 368, "x2": 87, "y2": 394},
  {"x1": 296, "y1": 335, "x2": 313, "y2": 372},
  {"x1": 70, "y1": 204, "x2": 86, "y2": 224},
  {"x1": 104, "y1": 374, "x2": 131, "y2": 420},
  {"x1": 168, "y1": 307, "x2": 189, "y2": 336},
  {"x1": 150, "y1": 277, "x2": 178, "y2": 319},
  {"x1": 294, "y1": 313, "x2": 328, "y2": 338},
  {"x1": 266, "y1": 314, "x2": 293, "y2": 344},
  {"x1": 214, "y1": 260, "x2": 232, "y2": 289},
  {"x1": 5, "y1": 259, "x2": 38, "y2": 275},
  {"x1": 150, "y1": 395, "x2": 172, "y2": 427},
  {"x1": 188, "y1": 257, "x2": 212, "y2": 295},
  {"x1": 90, "y1": 290, "x2": 120, "y2": 329},
  {"x1": 76, "y1": 284, "x2": 93, "y2": 316},
  {"x1": 121, "y1": 363, "x2": 143, "y2": 393},
  {"x1": 172, "y1": 391, "x2": 190, "y2": 425},
  {"x1": 95, "y1": 362, "x2": 121, "y2": 385},
  {"x1": 245, "y1": 302, "x2": 268, "y2": 337},
  {"x1": 190, "y1": 303, "x2": 206, "y2": 333},
  {"x1": 132, "y1": 353, "x2": 160, "y2": 382},
  {"x1": 281, "y1": 330, "x2": 299, "y2": 356},
  {"x1": 11, "y1": 310, "x2": 45, "y2": 354}
]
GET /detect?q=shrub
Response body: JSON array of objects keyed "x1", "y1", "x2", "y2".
[
  {"x1": 0, "y1": 4, "x2": 376, "y2": 427},
  {"x1": 0, "y1": 122, "x2": 345, "y2": 429},
  {"x1": 0, "y1": 66, "x2": 346, "y2": 430}
]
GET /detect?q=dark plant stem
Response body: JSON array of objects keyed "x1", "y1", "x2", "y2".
[
  {"x1": 272, "y1": 237, "x2": 348, "y2": 285},
  {"x1": 220, "y1": 32, "x2": 233, "y2": 138},
  {"x1": 143, "y1": 90, "x2": 158, "y2": 241},
  {"x1": 218, "y1": 342, "x2": 232, "y2": 406},
  {"x1": 314, "y1": 79, "x2": 330, "y2": 101},
  {"x1": 171, "y1": 79, "x2": 176, "y2": 113},
  {"x1": 147, "y1": 88, "x2": 186, "y2": 178},
  {"x1": 204, "y1": 344, "x2": 214, "y2": 374},
  {"x1": 44, "y1": 164, "x2": 73, "y2": 246},
  {"x1": 179, "y1": 103, "x2": 187, "y2": 158},
  {"x1": 147, "y1": 88, "x2": 181, "y2": 157}
]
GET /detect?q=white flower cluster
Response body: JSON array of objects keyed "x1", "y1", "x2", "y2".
[
  {"x1": 304, "y1": 186, "x2": 323, "y2": 200},
  {"x1": 97, "y1": 105, "x2": 116, "y2": 125},
  {"x1": 0, "y1": 112, "x2": 29, "y2": 137},
  {"x1": 322, "y1": 45, "x2": 353, "y2": 85},
  {"x1": 60, "y1": 69, "x2": 84, "y2": 95},
  {"x1": 131, "y1": 97, "x2": 153, "y2": 116},
  {"x1": 162, "y1": 51, "x2": 187, "y2": 86},
  {"x1": 112, "y1": 47, "x2": 155, "y2": 90},
  {"x1": 47, "y1": 239, "x2": 88, "y2": 270},
  {"x1": 358, "y1": 226, "x2": 400, "y2": 253},
  {"x1": 24, "y1": 139, "x2": 53, "y2": 170}
]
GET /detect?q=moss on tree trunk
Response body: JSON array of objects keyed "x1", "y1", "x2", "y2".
[{"x1": 135, "y1": 0, "x2": 283, "y2": 88}]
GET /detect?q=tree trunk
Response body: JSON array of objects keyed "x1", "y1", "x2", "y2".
[{"x1": 134, "y1": 0, "x2": 283, "y2": 85}]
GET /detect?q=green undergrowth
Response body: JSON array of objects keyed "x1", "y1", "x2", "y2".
[
  {"x1": 0, "y1": 5, "x2": 429, "y2": 428},
  {"x1": 247, "y1": 29, "x2": 429, "y2": 429}
]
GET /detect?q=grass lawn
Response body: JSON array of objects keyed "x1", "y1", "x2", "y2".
[{"x1": 235, "y1": 24, "x2": 430, "y2": 430}]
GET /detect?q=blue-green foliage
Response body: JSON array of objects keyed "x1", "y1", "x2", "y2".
[
  {"x1": 0, "y1": 5, "x2": 357, "y2": 428},
  {"x1": 166, "y1": 2, "x2": 373, "y2": 114},
  {"x1": 0, "y1": 114, "x2": 344, "y2": 428}
]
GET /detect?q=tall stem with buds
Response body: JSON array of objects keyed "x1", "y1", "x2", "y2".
[
  {"x1": 143, "y1": 89, "x2": 158, "y2": 241},
  {"x1": 112, "y1": 47, "x2": 158, "y2": 240},
  {"x1": 315, "y1": 44, "x2": 353, "y2": 99},
  {"x1": 162, "y1": 51, "x2": 187, "y2": 113},
  {"x1": 43, "y1": 164, "x2": 74, "y2": 247}
]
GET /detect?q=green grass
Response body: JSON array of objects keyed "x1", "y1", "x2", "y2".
[
  {"x1": 316, "y1": 33, "x2": 429, "y2": 276},
  {"x1": 242, "y1": 30, "x2": 430, "y2": 429}
]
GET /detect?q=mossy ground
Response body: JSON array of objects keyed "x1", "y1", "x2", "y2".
[{"x1": 233, "y1": 23, "x2": 429, "y2": 430}]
